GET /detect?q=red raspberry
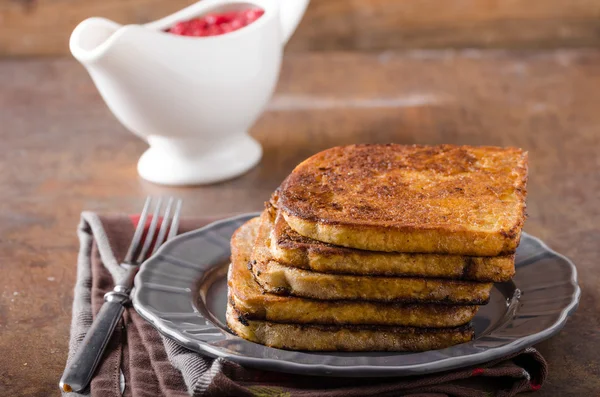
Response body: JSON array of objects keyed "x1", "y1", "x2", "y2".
[
  {"x1": 168, "y1": 22, "x2": 187, "y2": 35},
  {"x1": 244, "y1": 9, "x2": 264, "y2": 22},
  {"x1": 230, "y1": 18, "x2": 243, "y2": 30},
  {"x1": 220, "y1": 23, "x2": 234, "y2": 33},
  {"x1": 206, "y1": 25, "x2": 222, "y2": 36},
  {"x1": 166, "y1": 8, "x2": 264, "y2": 37}
]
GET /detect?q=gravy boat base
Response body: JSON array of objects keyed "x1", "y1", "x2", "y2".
[{"x1": 138, "y1": 133, "x2": 262, "y2": 185}]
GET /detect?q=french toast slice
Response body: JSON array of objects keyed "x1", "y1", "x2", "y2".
[
  {"x1": 252, "y1": 210, "x2": 493, "y2": 303},
  {"x1": 269, "y1": 204, "x2": 515, "y2": 281},
  {"x1": 277, "y1": 144, "x2": 528, "y2": 256},
  {"x1": 229, "y1": 217, "x2": 479, "y2": 328},
  {"x1": 226, "y1": 303, "x2": 474, "y2": 352}
]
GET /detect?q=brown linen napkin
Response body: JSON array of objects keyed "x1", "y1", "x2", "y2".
[{"x1": 63, "y1": 212, "x2": 548, "y2": 397}]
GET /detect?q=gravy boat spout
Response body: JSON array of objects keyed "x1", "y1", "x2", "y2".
[{"x1": 70, "y1": 17, "x2": 124, "y2": 64}]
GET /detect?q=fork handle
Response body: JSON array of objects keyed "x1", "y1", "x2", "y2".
[{"x1": 59, "y1": 291, "x2": 127, "y2": 393}]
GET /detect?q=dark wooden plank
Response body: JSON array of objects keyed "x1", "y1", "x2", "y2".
[
  {"x1": 289, "y1": 0, "x2": 600, "y2": 51},
  {"x1": 0, "y1": 50, "x2": 599, "y2": 395},
  {"x1": 2, "y1": 0, "x2": 600, "y2": 56}
]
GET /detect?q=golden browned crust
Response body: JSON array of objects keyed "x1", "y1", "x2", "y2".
[
  {"x1": 277, "y1": 144, "x2": 528, "y2": 256},
  {"x1": 252, "y1": 210, "x2": 493, "y2": 303},
  {"x1": 228, "y1": 218, "x2": 479, "y2": 328},
  {"x1": 226, "y1": 303, "x2": 474, "y2": 352},
  {"x1": 268, "y1": 204, "x2": 515, "y2": 281}
]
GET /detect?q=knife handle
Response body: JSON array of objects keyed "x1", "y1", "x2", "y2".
[{"x1": 59, "y1": 291, "x2": 128, "y2": 393}]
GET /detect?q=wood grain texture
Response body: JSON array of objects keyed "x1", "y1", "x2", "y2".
[
  {"x1": 291, "y1": 0, "x2": 600, "y2": 51},
  {"x1": 0, "y1": 50, "x2": 599, "y2": 395},
  {"x1": 2, "y1": 0, "x2": 600, "y2": 56}
]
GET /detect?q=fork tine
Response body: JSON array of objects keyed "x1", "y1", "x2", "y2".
[
  {"x1": 136, "y1": 197, "x2": 163, "y2": 263},
  {"x1": 167, "y1": 199, "x2": 183, "y2": 241},
  {"x1": 123, "y1": 197, "x2": 152, "y2": 264},
  {"x1": 151, "y1": 197, "x2": 174, "y2": 255}
]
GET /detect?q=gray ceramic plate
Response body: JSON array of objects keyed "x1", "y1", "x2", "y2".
[{"x1": 132, "y1": 213, "x2": 580, "y2": 377}]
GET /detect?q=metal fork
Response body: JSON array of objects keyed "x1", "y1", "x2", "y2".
[{"x1": 60, "y1": 197, "x2": 183, "y2": 393}]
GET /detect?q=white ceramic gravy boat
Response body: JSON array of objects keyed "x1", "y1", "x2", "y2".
[{"x1": 70, "y1": 0, "x2": 309, "y2": 185}]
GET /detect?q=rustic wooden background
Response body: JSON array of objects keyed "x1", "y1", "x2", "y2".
[{"x1": 2, "y1": 0, "x2": 600, "y2": 56}]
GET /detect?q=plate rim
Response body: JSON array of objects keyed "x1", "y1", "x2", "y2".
[{"x1": 132, "y1": 213, "x2": 581, "y2": 377}]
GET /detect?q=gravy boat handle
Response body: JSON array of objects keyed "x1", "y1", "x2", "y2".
[{"x1": 277, "y1": 0, "x2": 310, "y2": 44}]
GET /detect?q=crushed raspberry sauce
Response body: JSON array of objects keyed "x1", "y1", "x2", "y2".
[{"x1": 167, "y1": 8, "x2": 265, "y2": 37}]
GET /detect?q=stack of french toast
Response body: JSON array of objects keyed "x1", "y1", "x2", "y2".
[{"x1": 227, "y1": 144, "x2": 528, "y2": 351}]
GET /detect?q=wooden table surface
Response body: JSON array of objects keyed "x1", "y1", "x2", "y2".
[{"x1": 0, "y1": 49, "x2": 598, "y2": 396}]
